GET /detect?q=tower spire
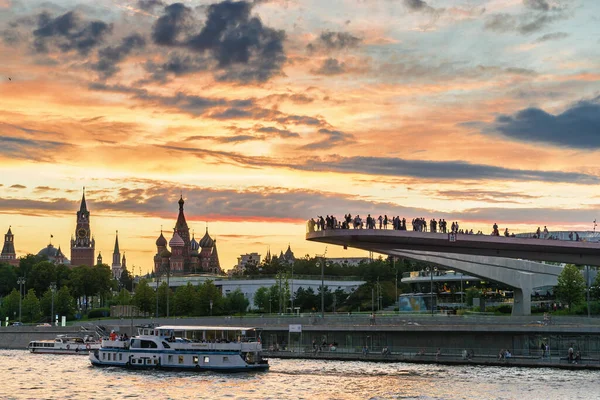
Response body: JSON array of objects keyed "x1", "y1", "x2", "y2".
[
  {"x1": 114, "y1": 230, "x2": 120, "y2": 254},
  {"x1": 80, "y1": 187, "x2": 88, "y2": 213}
]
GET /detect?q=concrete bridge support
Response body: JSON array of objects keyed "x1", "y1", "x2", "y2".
[{"x1": 387, "y1": 250, "x2": 562, "y2": 316}]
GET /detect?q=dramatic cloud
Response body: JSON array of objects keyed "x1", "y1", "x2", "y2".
[
  {"x1": 311, "y1": 58, "x2": 346, "y2": 76},
  {"x1": 299, "y1": 128, "x2": 355, "y2": 150},
  {"x1": 256, "y1": 126, "x2": 299, "y2": 138},
  {"x1": 32, "y1": 11, "x2": 112, "y2": 55},
  {"x1": 143, "y1": 52, "x2": 210, "y2": 82},
  {"x1": 0, "y1": 136, "x2": 73, "y2": 162},
  {"x1": 484, "y1": 10, "x2": 566, "y2": 35},
  {"x1": 93, "y1": 33, "x2": 146, "y2": 78},
  {"x1": 150, "y1": 1, "x2": 286, "y2": 83},
  {"x1": 307, "y1": 31, "x2": 361, "y2": 53},
  {"x1": 535, "y1": 32, "x2": 569, "y2": 42},
  {"x1": 485, "y1": 98, "x2": 600, "y2": 149},
  {"x1": 137, "y1": 0, "x2": 166, "y2": 11},
  {"x1": 523, "y1": 0, "x2": 551, "y2": 12},
  {"x1": 403, "y1": 0, "x2": 433, "y2": 12},
  {"x1": 10, "y1": 184, "x2": 26, "y2": 189}
]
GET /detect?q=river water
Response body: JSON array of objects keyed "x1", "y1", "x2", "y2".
[{"x1": 1, "y1": 350, "x2": 597, "y2": 399}]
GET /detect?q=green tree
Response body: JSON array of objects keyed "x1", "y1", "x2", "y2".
[
  {"x1": 173, "y1": 283, "x2": 198, "y2": 316},
  {"x1": 113, "y1": 289, "x2": 132, "y2": 306},
  {"x1": 22, "y1": 289, "x2": 41, "y2": 323},
  {"x1": 591, "y1": 269, "x2": 600, "y2": 301},
  {"x1": 465, "y1": 287, "x2": 482, "y2": 307},
  {"x1": 224, "y1": 289, "x2": 249, "y2": 315},
  {"x1": 40, "y1": 288, "x2": 53, "y2": 322},
  {"x1": 0, "y1": 289, "x2": 20, "y2": 322},
  {"x1": 556, "y1": 264, "x2": 586, "y2": 312},
  {"x1": 55, "y1": 286, "x2": 76, "y2": 319},
  {"x1": 119, "y1": 267, "x2": 134, "y2": 291},
  {"x1": 0, "y1": 263, "x2": 17, "y2": 296},
  {"x1": 197, "y1": 280, "x2": 223, "y2": 316},
  {"x1": 253, "y1": 286, "x2": 270, "y2": 312},
  {"x1": 133, "y1": 279, "x2": 155, "y2": 315},
  {"x1": 30, "y1": 261, "x2": 57, "y2": 296}
]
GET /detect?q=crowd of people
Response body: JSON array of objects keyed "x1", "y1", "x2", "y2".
[{"x1": 308, "y1": 215, "x2": 587, "y2": 243}]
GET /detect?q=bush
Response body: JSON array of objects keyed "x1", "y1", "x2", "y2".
[
  {"x1": 496, "y1": 304, "x2": 512, "y2": 314},
  {"x1": 87, "y1": 308, "x2": 110, "y2": 319}
]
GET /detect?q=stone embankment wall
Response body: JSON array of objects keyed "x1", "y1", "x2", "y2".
[{"x1": 0, "y1": 327, "x2": 82, "y2": 349}]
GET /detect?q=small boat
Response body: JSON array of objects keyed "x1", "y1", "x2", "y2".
[
  {"x1": 89, "y1": 325, "x2": 269, "y2": 372},
  {"x1": 28, "y1": 334, "x2": 101, "y2": 355}
]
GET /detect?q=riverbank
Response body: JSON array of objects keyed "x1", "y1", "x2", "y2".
[{"x1": 264, "y1": 349, "x2": 600, "y2": 370}]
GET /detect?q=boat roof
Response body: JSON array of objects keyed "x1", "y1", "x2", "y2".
[{"x1": 155, "y1": 325, "x2": 257, "y2": 332}]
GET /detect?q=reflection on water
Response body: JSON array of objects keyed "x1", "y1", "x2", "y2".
[{"x1": 0, "y1": 350, "x2": 598, "y2": 400}]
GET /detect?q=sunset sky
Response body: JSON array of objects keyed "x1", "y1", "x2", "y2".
[{"x1": 1, "y1": 0, "x2": 599, "y2": 274}]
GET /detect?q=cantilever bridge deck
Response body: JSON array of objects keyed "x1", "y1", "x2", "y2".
[{"x1": 306, "y1": 229, "x2": 600, "y2": 266}]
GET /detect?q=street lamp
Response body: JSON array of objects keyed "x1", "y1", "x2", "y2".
[
  {"x1": 210, "y1": 299, "x2": 213, "y2": 316},
  {"x1": 316, "y1": 257, "x2": 330, "y2": 318},
  {"x1": 290, "y1": 260, "x2": 294, "y2": 315},
  {"x1": 17, "y1": 277, "x2": 25, "y2": 322},
  {"x1": 155, "y1": 272, "x2": 160, "y2": 318},
  {"x1": 50, "y1": 282, "x2": 57, "y2": 325}
]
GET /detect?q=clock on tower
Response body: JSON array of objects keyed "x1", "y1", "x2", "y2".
[{"x1": 70, "y1": 190, "x2": 95, "y2": 267}]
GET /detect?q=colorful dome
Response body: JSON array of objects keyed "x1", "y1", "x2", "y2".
[
  {"x1": 169, "y1": 231, "x2": 185, "y2": 247},
  {"x1": 198, "y1": 228, "x2": 214, "y2": 248},
  {"x1": 160, "y1": 249, "x2": 172, "y2": 258},
  {"x1": 191, "y1": 235, "x2": 199, "y2": 251}
]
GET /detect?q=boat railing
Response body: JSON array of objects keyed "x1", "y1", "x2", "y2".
[{"x1": 167, "y1": 341, "x2": 262, "y2": 352}]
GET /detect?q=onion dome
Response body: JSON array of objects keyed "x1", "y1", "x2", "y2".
[
  {"x1": 199, "y1": 228, "x2": 214, "y2": 248},
  {"x1": 156, "y1": 231, "x2": 167, "y2": 247},
  {"x1": 191, "y1": 234, "x2": 199, "y2": 251},
  {"x1": 169, "y1": 231, "x2": 185, "y2": 247},
  {"x1": 160, "y1": 249, "x2": 172, "y2": 258}
]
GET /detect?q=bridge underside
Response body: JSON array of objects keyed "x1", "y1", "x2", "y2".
[{"x1": 390, "y1": 250, "x2": 561, "y2": 316}]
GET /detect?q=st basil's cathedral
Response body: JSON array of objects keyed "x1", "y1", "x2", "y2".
[{"x1": 154, "y1": 196, "x2": 222, "y2": 275}]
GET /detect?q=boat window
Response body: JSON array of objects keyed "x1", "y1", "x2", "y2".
[
  {"x1": 130, "y1": 339, "x2": 139, "y2": 348},
  {"x1": 162, "y1": 341, "x2": 171, "y2": 349},
  {"x1": 154, "y1": 359, "x2": 158, "y2": 365},
  {"x1": 204, "y1": 356, "x2": 209, "y2": 363},
  {"x1": 168, "y1": 355, "x2": 173, "y2": 362},
  {"x1": 193, "y1": 356, "x2": 198, "y2": 364},
  {"x1": 102, "y1": 353, "x2": 106, "y2": 360},
  {"x1": 141, "y1": 340, "x2": 158, "y2": 349},
  {"x1": 178, "y1": 355, "x2": 184, "y2": 364},
  {"x1": 119, "y1": 353, "x2": 123, "y2": 361},
  {"x1": 223, "y1": 356, "x2": 229, "y2": 362}
]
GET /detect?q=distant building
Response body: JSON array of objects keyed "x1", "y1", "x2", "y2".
[
  {"x1": 70, "y1": 190, "x2": 95, "y2": 267},
  {"x1": 0, "y1": 227, "x2": 19, "y2": 267},
  {"x1": 234, "y1": 252, "x2": 261, "y2": 274},
  {"x1": 37, "y1": 243, "x2": 70, "y2": 266},
  {"x1": 153, "y1": 196, "x2": 222, "y2": 275},
  {"x1": 278, "y1": 245, "x2": 296, "y2": 264}
]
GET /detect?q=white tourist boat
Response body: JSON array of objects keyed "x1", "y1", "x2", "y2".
[
  {"x1": 89, "y1": 325, "x2": 269, "y2": 372},
  {"x1": 28, "y1": 335, "x2": 101, "y2": 355}
]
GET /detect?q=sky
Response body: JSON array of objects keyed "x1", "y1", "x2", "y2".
[{"x1": 1, "y1": 0, "x2": 599, "y2": 274}]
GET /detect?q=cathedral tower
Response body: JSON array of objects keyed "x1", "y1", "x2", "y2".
[
  {"x1": 174, "y1": 196, "x2": 191, "y2": 271},
  {"x1": 112, "y1": 231, "x2": 122, "y2": 279},
  {"x1": 70, "y1": 190, "x2": 95, "y2": 267},
  {"x1": 1, "y1": 226, "x2": 18, "y2": 266}
]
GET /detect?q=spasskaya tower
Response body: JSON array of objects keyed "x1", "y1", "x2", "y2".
[{"x1": 70, "y1": 189, "x2": 95, "y2": 267}]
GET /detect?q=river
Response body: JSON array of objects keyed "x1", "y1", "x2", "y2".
[{"x1": 0, "y1": 350, "x2": 597, "y2": 399}]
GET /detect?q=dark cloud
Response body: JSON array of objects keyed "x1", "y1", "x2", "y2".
[
  {"x1": 311, "y1": 58, "x2": 346, "y2": 76},
  {"x1": 10, "y1": 184, "x2": 26, "y2": 189},
  {"x1": 430, "y1": 189, "x2": 538, "y2": 204},
  {"x1": 307, "y1": 31, "x2": 361, "y2": 53},
  {"x1": 137, "y1": 0, "x2": 166, "y2": 11},
  {"x1": 484, "y1": 10, "x2": 566, "y2": 35},
  {"x1": 150, "y1": 1, "x2": 286, "y2": 83},
  {"x1": 0, "y1": 136, "x2": 73, "y2": 162},
  {"x1": 256, "y1": 126, "x2": 299, "y2": 138},
  {"x1": 299, "y1": 128, "x2": 355, "y2": 150},
  {"x1": 34, "y1": 186, "x2": 60, "y2": 193},
  {"x1": 151, "y1": 3, "x2": 194, "y2": 46},
  {"x1": 523, "y1": 0, "x2": 550, "y2": 11},
  {"x1": 33, "y1": 10, "x2": 112, "y2": 55},
  {"x1": 535, "y1": 32, "x2": 568, "y2": 42},
  {"x1": 93, "y1": 33, "x2": 146, "y2": 78},
  {"x1": 143, "y1": 52, "x2": 210, "y2": 82},
  {"x1": 403, "y1": 0, "x2": 432, "y2": 12},
  {"x1": 484, "y1": 97, "x2": 600, "y2": 149},
  {"x1": 295, "y1": 156, "x2": 600, "y2": 184}
]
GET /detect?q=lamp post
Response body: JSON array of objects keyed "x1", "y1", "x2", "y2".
[
  {"x1": 586, "y1": 266, "x2": 591, "y2": 318},
  {"x1": 210, "y1": 299, "x2": 213, "y2": 316},
  {"x1": 316, "y1": 257, "x2": 329, "y2": 318},
  {"x1": 50, "y1": 282, "x2": 56, "y2": 324},
  {"x1": 17, "y1": 277, "x2": 25, "y2": 322},
  {"x1": 290, "y1": 260, "x2": 294, "y2": 315},
  {"x1": 394, "y1": 257, "x2": 398, "y2": 314},
  {"x1": 155, "y1": 272, "x2": 160, "y2": 318}
]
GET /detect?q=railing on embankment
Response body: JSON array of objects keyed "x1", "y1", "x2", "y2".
[{"x1": 264, "y1": 346, "x2": 600, "y2": 369}]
